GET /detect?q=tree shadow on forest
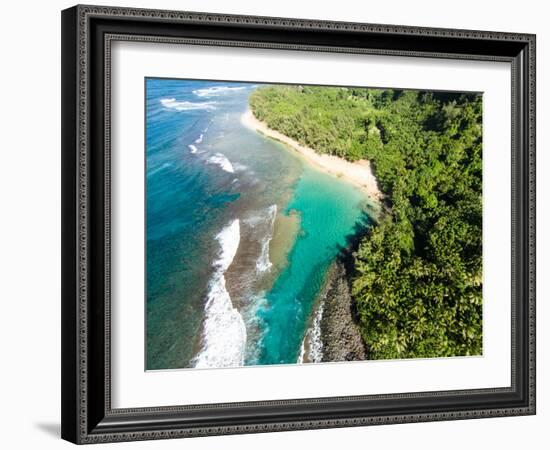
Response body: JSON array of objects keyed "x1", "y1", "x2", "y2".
[
  {"x1": 332, "y1": 209, "x2": 378, "y2": 325},
  {"x1": 336, "y1": 209, "x2": 375, "y2": 267}
]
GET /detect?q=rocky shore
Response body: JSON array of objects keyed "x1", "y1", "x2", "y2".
[{"x1": 319, "y1": 261, "x2": 367, "y2": 362}]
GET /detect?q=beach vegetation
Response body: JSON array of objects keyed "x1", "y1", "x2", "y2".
[{"x1": 250, "y1": 85, "x2": 483, "y2": 359}]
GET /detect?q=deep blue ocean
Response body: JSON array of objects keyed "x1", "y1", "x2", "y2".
[{"x1": 146, "y1": 78, "x2": 370, "y2": 370}]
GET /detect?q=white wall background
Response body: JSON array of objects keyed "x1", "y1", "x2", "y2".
[{"x1": 0, "y1": 0, "x2": 546, "y2": 448}]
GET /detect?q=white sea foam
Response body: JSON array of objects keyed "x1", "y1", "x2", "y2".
[
  {"x1": 232, "y1": 162, "x2": 248, "y2": 173},
  {"x1": 307, "y1": 302, "x2": 324, "y2": 363},
  {"x1": 160, "y1": 98, "x2": 217, "y2": 111},
  {"x1": 188, "y1": 144, "x2": 198, "y2": 154},
  {"x1": 207, "y1": 153, "x2": 234, "y2": 173},
  {"x1": 195, "y1": 134, "x2": 204, "y2": 144},
  {"x1": 193, "y1": 220, "x2": 247, "y2": 368},
  {"x1": 193, "y1": 86, "x2": 247, "y2": 97},
  {"x1": 241, "y1": 293, "x2": 269, "y2": 364},
  {"x1": 297, "y1": 339, "x2": 306, "y2": 364},
  {"x1": 256, "y1": 205, "x2": 277, "y2": 273}
]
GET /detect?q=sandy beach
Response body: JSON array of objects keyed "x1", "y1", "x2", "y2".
[{"x1": 241, "y1": 109, "x2": 382, "y2": 202}]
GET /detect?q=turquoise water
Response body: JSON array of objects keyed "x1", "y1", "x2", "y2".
[
  {"x1": 256, "y1": 165, "x2": 369, "y2": 364},
  {"x1": 146, "y1": 78, "x2": 371, "y2": 369}
]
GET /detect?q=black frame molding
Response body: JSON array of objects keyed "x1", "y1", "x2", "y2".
[{"x1": 61, "y1": 4, "x2": 536, "y2": 444}]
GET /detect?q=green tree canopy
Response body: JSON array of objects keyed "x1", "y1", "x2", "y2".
[{"x1": 250, "y1": 85, "x2": 483, "y2": 359}]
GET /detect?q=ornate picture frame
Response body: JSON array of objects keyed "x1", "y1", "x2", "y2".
[{"x1": 61, "y1": 4, "x2": 536, "y2": 444}]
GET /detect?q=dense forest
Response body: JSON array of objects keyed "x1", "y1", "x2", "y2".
[{"x1": 250, "y1": 85, "x2": 483, "y2": 359}]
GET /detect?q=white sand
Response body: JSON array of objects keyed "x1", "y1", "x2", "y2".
[{"x1": 241, "y1": 109, "x2": 382, "y2": 202}]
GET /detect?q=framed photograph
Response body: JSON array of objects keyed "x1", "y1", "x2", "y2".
[{"x1": 61, "y1": 4, "x2": 536, "y2": 444}]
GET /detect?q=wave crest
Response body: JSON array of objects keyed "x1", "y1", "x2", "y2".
[
  {"x1": 256, "y1": 205, "x2": 277, "y2": 273},
  {"x1": 207, "y1": 153, "x2": 234, "y2": 173},
  {"x1": 193, "y1": 220, "x2": 247, "y2": 368},
  {"x1": 299, "y1": 302, "x2": 324, "y2": 363},
  {"x1": 193, "y1": 86, "x2": 247, "y2": 97},
  {"x1": 160, "y1": 98, "x2": 217, "y2": 111}
]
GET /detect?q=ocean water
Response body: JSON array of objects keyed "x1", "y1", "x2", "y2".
[{"x1": 146, "y1": 78, "x2": 371, "y2": 370}]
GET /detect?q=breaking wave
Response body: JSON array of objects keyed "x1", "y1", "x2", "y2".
[
  {"x1": 297, "y1": 340, "x2": 306, "y2": 364},
  {"x1": 193, "y1": 86, "x2": 247, "y2": 97},
  {"x1": 160, "y1": 98, "x2": 217, "y2": 111},
  {"x1": 207, "y1": 153, "x2": 234, "y2": 173},
  {"x1": 193, "y1": 220, "x2": 247, "y2": 368},
  {"x1": 188, "y1": 144, "x2": 198, "y2": 154},
  {"x1": 256, "y1": 205, "x2": 277, "y2": 273},
  {"x1": 301, "y1": 302, "x2": 324, "y2": 363}
]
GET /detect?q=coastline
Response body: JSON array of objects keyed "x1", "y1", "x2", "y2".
[
  {"x1": 241, "y1": 109, "x2": 383, "y2": 203},
  {"x1": 241, "y1": 106, "x2": 374, "y2": 364},
  {"x1": 299, "y1": 260, "x2": 367, "y2": 364},
  {"x1": 319, "y1": 261, "x2": 367, "y2": 362}
]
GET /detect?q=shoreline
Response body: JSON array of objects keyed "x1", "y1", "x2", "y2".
[
  {"x1": 299, "y1": 261, "x2": 367, "y2": 364},
  {"x1": 319, "y1": 261, "x2": 367, "y2": 362},
  {"x1": 241, "y1": 109, "x2": 383, "y2": 203}
]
